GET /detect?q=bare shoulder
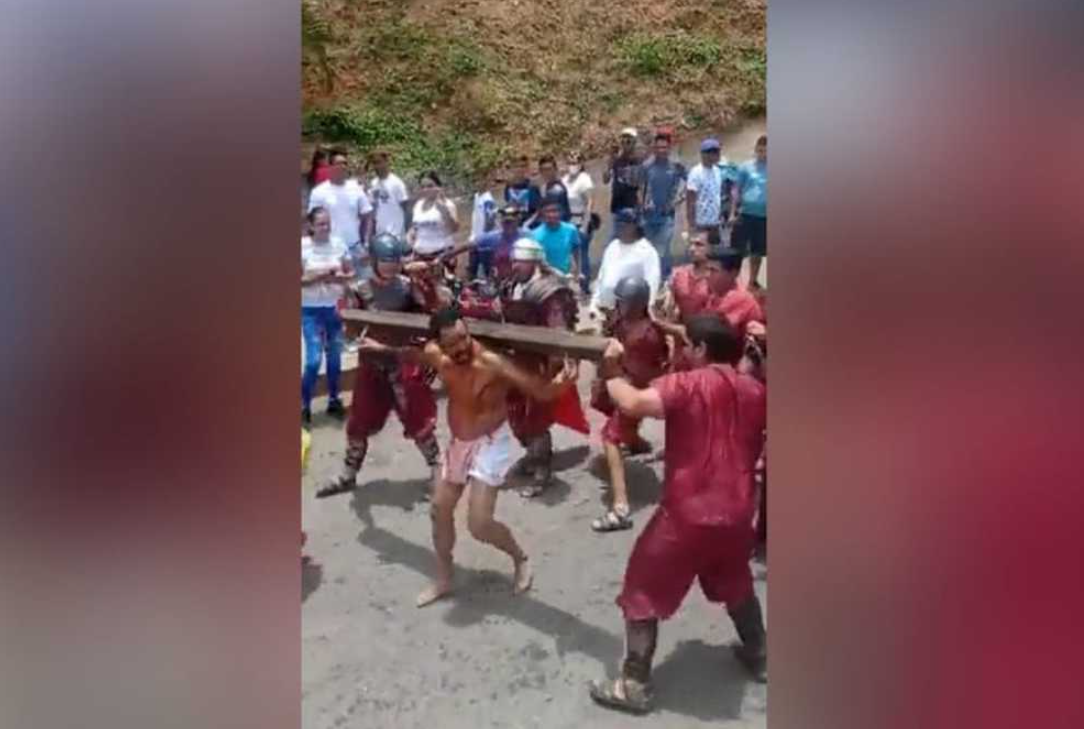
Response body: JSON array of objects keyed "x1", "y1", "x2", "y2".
[
  {"x1": 421, "y1": 341, "x2": 445, "y2": 367},
  {"x1": 477, "y1": 347, "x2": 506, "y2": 370}
]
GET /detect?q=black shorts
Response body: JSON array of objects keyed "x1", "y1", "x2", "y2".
[{"x1": 733, "y1": 215, "x2": 767, "y2": 257}]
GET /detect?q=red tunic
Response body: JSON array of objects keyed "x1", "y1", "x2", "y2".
[
  {"x1": 616, "y1": 365, "x2": 766, "y2": 621},
  {"x1": 594, "y1": 317, "x2": 669, "y2": 445},
  {"x1": 703, "y1": 286, "x2": 764, "y2": 339},
  {"x1": 669, "y1": 264, "x2": 712, "y2": 322},
  {"x1": 345, "y1": 276, "x2": 438, "y2": 441},
  {"x1": 504, "y1": 276, "x2": 583, "y2": 439}
]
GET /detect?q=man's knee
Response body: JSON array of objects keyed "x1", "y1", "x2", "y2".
[
  {"x1": 429, "y1": 495, "x2": 456, "y2": 523},
  {"x1": 467, "y1": 511, "x2": 495, "y2": 542}
]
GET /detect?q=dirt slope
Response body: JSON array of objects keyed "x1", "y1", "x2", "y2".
[{"x1": 301, "y1": 0, "x2": 765, "y2": 185}]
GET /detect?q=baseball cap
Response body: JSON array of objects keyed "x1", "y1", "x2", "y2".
[
  {"x1": 499, "y1": 204, "x2": 521, "y2": 218},
  {"x1": 620, "y1": 127, "x2": 638, "y2": 139},
  {"x1": 700, "y1": 138, "x2": 721, "y2": 153},
  {"x1": 613, "y1": 208, "x2": 640, "y2": 225}
]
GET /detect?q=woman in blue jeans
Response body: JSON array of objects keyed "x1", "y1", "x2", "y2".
[{"x1": 301, "y1": 207, "x2": 355, "y2": 425}]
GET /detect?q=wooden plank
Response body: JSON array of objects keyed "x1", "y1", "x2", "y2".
[
  {"x1": 313, "y1": 309, "x2": 609, "y2": 397},
  {"x1": 338, "y1": 308, "x2": 609, "y2": 361}
]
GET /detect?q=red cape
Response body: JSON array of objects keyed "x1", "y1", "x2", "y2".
[{"x1": 552, "y1": 387, "x2": 590, "y2": 435}]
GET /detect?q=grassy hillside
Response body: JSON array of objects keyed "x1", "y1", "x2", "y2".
[{"x1": 301, "y1": 0, "x2": 765, "y2": 188}]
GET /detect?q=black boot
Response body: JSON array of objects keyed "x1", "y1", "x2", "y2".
[
  {"x1": 728, "y1": 596, "x2": 767, "y2": 682},
  {"x1": 325, "y1": 398, "x2": 346, "y2": 420}
]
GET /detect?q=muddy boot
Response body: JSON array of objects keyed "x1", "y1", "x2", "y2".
[
  {"x1": 589, "y1": 619, "x2": 657, "y2": 714},
  {"x1": 316, "y1": 437, "x2": 367, "y2": 499},
  {"x1": 727, "y1": 596, "x2": 767, "y2": 682}
]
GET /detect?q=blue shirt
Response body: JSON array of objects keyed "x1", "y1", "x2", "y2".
[
  {"x1": 504, "y1": 182, "x2": 542, "y2": 218},
  {"x1": 736, "y1": 160, "x2": 768, "y2": 218},
  {"x1": 476, "y1": 227, "x2": 526, "y2": 253},
  {"x1": 531, "y1": 222, "x2": 580, "y2": 274},
  {"x1": 641, "y1": 157, "x2": 687, "y2": 220}
]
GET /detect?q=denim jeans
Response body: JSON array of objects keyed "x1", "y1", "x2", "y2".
[
  {"x1": 576, "y1": 225, "x2": 595, "y2": 294},
  {"x1": 643, "y1": 214, "x2": 676, "y2": 279},
  {"x1": 302, "y1": 306, "x2": 343, "y2": 409},
  {"x1": 467, "y1": 249, "x2": 494, "y2": 281}
]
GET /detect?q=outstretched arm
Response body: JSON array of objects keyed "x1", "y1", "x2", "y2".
[
  {"x1": 486, "y1": 351, "x2": 576, "y2": 402},
  {"x1": 358, "y1": 335, "x2": 442, "y2": 369}
]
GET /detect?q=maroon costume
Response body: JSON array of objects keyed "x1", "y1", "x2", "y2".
[
  {"x1": 501, "y1": 271, "x2": 580, "y2": 487},
  {"x1": 617, "y1": 365, "x2": 766, "y2": 620},
  {"x1": 703, "y1": 286, "x2": 764, "y2": 340},
  {"x1": 593, "y1": 316, "x2": 669, "y2": 447},
  {"x1": 333, "y1": 273, "x2": 442, "y2": 489}
]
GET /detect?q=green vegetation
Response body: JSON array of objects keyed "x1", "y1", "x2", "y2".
[
  {"x1": 614, "y1": 32, "x2": 723, "y2": 77},
  {"x1": 301, "y1": 1, "x2": 765, "y2": 190},
  {"x1": 302, "y1": 104, "x2": 505, "y2": 188}
]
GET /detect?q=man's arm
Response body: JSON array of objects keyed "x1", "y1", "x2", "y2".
[
  {"x1": 486, "y1": 351, "x2": 575, "y2": 402},
  {"x1": 728, "y1": 167, "x2": 745, "y2": 224},
  {"x1": 670, "y1": 164, "x2": 687, "y2": 212},
  {"x1": 589, "y1": 244, "x2": 611, "y2": 310},
  {"x1": 685, "y1": 189, "x2": 698, "y2": 231},
  {"x1": 606, "y1": 377, "x2": 665, "y2": 420},
  {"x1": 358, "y1": 336, "x2": 442, "y2": 369},
  {"x1": 644, "y1": 245, "x2": 662, "y2": 303}
]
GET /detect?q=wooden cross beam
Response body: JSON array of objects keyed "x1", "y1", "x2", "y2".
[
  {"x1": 339, "y1": 309, "x2": 610, "y2": 361},
  {"x1": 313, "y1": 309, "x2": 609, "y2": 397}
]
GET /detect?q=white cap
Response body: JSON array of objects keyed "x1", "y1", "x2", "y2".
[
  {"x1": 511, "y1": 238, "x2": 545, "y2": 262},
  {"x1": 620, "y1": 127, "x2": 638, "y2": 138}
]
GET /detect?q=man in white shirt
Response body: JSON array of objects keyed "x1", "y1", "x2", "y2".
[
  {"x1": 308, "y1": 148, "x2": 374, "y2": 278},
  {"x1": 563, "y1": 153, "x2": 596, "y2": 295},
  {"x1": 366, "y1": 150, "x2": 410, "y2": 238},
  {"x1": 684, "y1": 138, "x2": 732, "y2": 245},
  {"x1": 591, "y1": 208, "x2": 661, "y2": 318}
]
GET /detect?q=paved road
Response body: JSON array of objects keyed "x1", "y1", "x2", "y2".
[{"x1": 302, "y1": 366, "x2": 767, "y2": 728}]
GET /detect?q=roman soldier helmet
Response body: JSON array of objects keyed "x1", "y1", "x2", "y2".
[
  {"x1": 369, "y1": 232, "x2": 405, "y2": 263},
  {"x1": 511, "y1": 238, "x2": 545, "y2": 263},
  {"x1": 613, "y1": 275, "x2": 651, "y2": 312}
]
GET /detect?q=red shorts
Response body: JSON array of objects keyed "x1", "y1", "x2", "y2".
[
  {"x1": 617, "y1": 507, "x2": 755, "y2": 621},
  {"x1": 602, "y1": 411, "x2": 643, "y2": 446},
  {"x1": 346, "y1": 361, "x2": 436, "y2": 441}
]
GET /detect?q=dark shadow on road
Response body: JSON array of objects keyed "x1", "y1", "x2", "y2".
[
  {"x1": 551, "y1": 444, "x2": 590, "y2": 472},
  {"x1": 532, "y1": 476, "x2": 572, "y2": 507},
  {"x1": 302, "y1": 559, "x2": 323, "y2": 603},
  {"x1": 650, "y1": 639, "x2": 757, "y2": 722},
  {"x1": 355, "y1": 523, "x2": 624, "y2": 667},
  {"x1": 585, "y1": 455, "x2": 664, "y2": 516},
  {"x1": 350, "y1": 477, "x2": 432, "y2": 527}
]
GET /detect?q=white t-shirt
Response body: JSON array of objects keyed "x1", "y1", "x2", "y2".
[
  {"x1": 562, "y1": 171, "x2": 595, "y2": 217},
  {"x1": 591, "y1": 237, "x2": 662, "y2": 310},
  {"x1": 301, "y1": 235, "x2": 350, "y2": 308},
  {"x1": 411, "y1": 199, "x2": 457, "y2": 255},
  {"x1": 685, "y1": 160, "x2": 729, "y2": 227},
  {"x1": 367, "y1": 173, "x2": 409, "y2": 237},
  {"x1": 469, "y1": 191, "x2": 497, "y2": 244},
  {"x1": 307, "y1": 179, "x2": 372, "y2": 246}
]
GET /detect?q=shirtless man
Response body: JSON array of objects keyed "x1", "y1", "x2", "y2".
[{"x1": 358, "y1": 307, "x2": 578, "y2": 607}]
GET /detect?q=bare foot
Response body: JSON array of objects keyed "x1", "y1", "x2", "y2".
[
  {"x1": 416, "y1": 581, "x2": 453, "y2": 608},
  {"x1": 513, "y1": 556, "x2": 533, "y2": 595}
]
